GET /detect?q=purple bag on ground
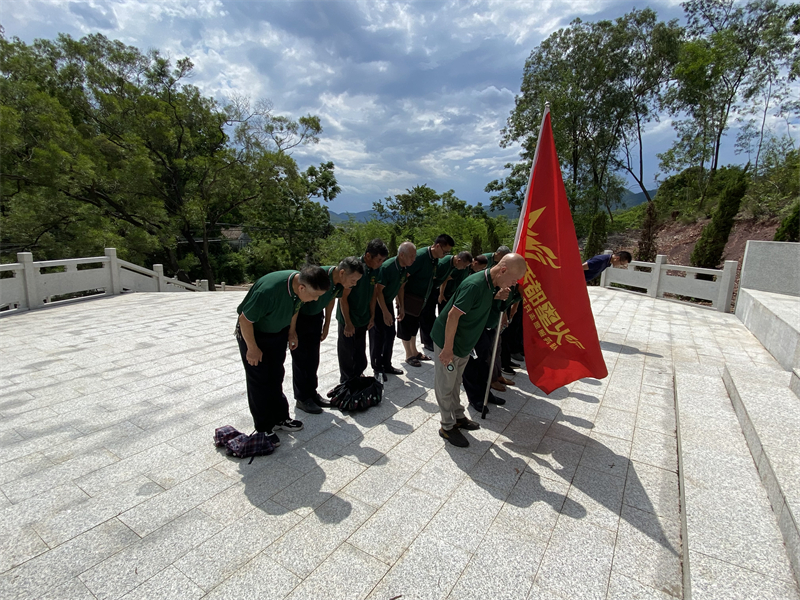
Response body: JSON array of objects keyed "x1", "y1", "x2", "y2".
[
  {"x1": 213, "y1": 425, "x2": 242, "y2": 447},
  {"x1": 224, "y1": 432, "x2": 275, "y2": 463}
]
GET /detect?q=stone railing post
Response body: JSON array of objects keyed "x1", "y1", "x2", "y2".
[
  {"x1": 153, "y1": 264, "x2": 166, "y2": 292},
  {"x1": 648, "y1": 255, "x2": 666, "y2": 298},
  {"x1": 599, "y1": 250, "x2": 613, "y2": 287},
  {"x1": 18, "y1": 252, "x2": 39, "y2": 310},
  {"x1": 200, "y1": 280, "x2": 209, "y2": 291},
  {"x1": 221, "y1": 282, "x2": 226, "y2": 292},
  {"x1": 717, "y1": 260, "x2": 738, "y2": 313},
  {"x1": 105, "y1": 248, "x2": 121, "y2": 295}
]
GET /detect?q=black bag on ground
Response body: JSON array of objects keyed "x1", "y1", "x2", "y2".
[{"x1": 327, "y1": 374, "x2": 385, "y2": 412}]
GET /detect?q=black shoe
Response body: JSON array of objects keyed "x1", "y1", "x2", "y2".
[
  {"x1": 508, "y1": 360, "x2": 521, "y2": 368},
  {"x1": 488, "y1": 394, "x2": 506, "y2": 405},
  {"x1": 439, "y1": 427, "x2": 469, "y2": 447},
  {"x1": 469, "y1": 402, "x2": 488, "y2": 414},
  {"x1": 501, "y1": 366, "x2": 517, "y2": 376},
  {"x1": 455, "y1": 417, "x2": 481, "y2": 431},
  {"x1": 295, "y1": 399, "x2": 323, "y2": 414},
  {"x1": 274, "y1": 419, "x2": 304, "y2": 431},
  {"x1": 383, "y1": 365, "x2": 404, "y2": 375},
  {"x1": 266, "y1": 432, "x2": 281, "y2": 447},
  {"x1": 313, "y1": 393, "x2": 332, "y2": 408}
]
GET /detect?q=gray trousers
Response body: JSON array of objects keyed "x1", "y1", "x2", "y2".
[{"x1": 433, "y1": 343, "x2": 469, "y2": 430}]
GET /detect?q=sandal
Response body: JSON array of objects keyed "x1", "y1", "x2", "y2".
[
  {"x1": 416, "y1": 352, "x2": 433, "y2": 362},
  {"x1": 405, "y1": 356, "x2": 422, "y2": 367}
]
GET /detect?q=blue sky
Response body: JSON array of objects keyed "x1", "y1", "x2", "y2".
[{"x1": 3, "y1": 1, "x2": 794, "y2": 212}]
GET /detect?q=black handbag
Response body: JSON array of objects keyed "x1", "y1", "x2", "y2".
[
  {"x1": 403, "y1": 292, "x2": 426, "y2": 317},
  {"x1": 327, "y1": 374, "x2": 385, "y2": 412}
]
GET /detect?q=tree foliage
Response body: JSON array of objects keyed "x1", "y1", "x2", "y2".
[
  {"x1": 690, "y1": 167, "x2": 749, "y2": 268},
  {"x1": 0, "y1": 32, "x2": 334, "y2": 287}
]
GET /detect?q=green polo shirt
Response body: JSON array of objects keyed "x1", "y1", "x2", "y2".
[
  {"x1": 433, "y1": 256, "x2": 457, "y2": 287},
  {"x1": 300, "y1": 266, "x2": 343, "y2": 316},
  {"x1": 485, "y1": 285, "x2": 522, "y2": 329},
  {"x1": 431, "y1": 269, "x2": 496, "y2": 358},
  {"x1": 442, "y1": 265, "x2": 469, "y2": 299},
  {"x1": 404, "y1": 246, "x2": 438, "y2": 298},
  {"x1": 483, "y1": 252, "x2": 498, "y2": 268},
  {"x1": 336, "y1": 256, "x2": 378, "y2": 328},
  {"x1": 237, "y1": 270, "x2": 302, "y2": 333},
  {"x1": 377, "y1": 257, "x2": 408, "y2": 303}
]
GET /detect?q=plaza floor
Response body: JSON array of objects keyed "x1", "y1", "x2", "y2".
[{"x1": 0, "y1": 288, "x2": 792, "y2": 599}]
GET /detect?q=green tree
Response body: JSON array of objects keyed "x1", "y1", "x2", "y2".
[
  {"x1": 583, "y1": 212, "x2": 608, "y2": 262},
  {"x1": 637, "y1": 200, "x2": 660, "y2": 262},
  {"x1": 690, "y1": 167, "x2": 748, "y2": 268},
  {"x1": 773, "y1": 201, "x2": 799, "y2": 241},
  {"x1": 661, "y1": 0, "x2": 797, "y2": 203},
  {"x1": 0, "y1": 32, "x2": 330, "y2": 287}
]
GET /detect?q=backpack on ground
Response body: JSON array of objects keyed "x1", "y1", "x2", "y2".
[
  {"x1": 327, "y1": 373, "x2": 385, "y2": 412},
  {"x1": 213, "y1": 426, "x2": 275, "y2": 464}
]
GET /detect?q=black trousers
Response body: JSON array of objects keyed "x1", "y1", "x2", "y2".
[
  {"x1": 369, "y1": 303, "x2": 396, "y2": 370},
  {"x1": 338, "y1": 323, "x2": 368, "y2": 382},
  {"x1": 462, "y1": 328, "x2": 494, "y2": 406},
  {"x1": 237, "y1": 326, "x2": 291, "y2": 433},
  {"x1": 419, "y1": 290, "x2": 438, "y2": 349},
  {"x1": 291, "y1": 311, "x2": 324, "y2": 403}
]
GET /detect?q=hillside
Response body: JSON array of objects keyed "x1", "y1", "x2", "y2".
[{"x1": 607, "y1": 217, "x2": 781, "y2": 268}]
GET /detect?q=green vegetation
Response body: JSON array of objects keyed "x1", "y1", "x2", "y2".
[
  {"x1": 491, "y1": 0, "x2": 799, "y2": 255},
  {"x1": 2, "y1": 1, "x2": 798, "y2": 285},
  {"x1": 691, "y1": 168, "x2": 749, "y2": 268},
  {"x1": 318, "y1": 186, "x2": 515, "y2": 265}
]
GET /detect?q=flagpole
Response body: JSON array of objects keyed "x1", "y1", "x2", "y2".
[{"x1": 481, "y1": 102, "x2": 550, "y2": 420}]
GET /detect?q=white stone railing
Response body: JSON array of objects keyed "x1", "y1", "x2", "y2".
[
  {"x1": 600, "y1": 254, "x2": 738, "y2": 313},
  {"x1": 0, "y1": 248, "x2": 207, "y2": 315}
]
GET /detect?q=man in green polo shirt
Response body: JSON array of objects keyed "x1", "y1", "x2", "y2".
[
  {"x1": 420, "y1": 250, "x2": 473, "y2": 352},
  {"x1": 236, "y1": 266, "x2": 330, "y2": 446},
  {"x1": 370, "y1": 241, "x2": 416, "y2": 375},
  {"x1": 431, "y1": 253, "x2": 527, "y2": 447},
  {"x1": 290, "y1": 257, "x2": 364, "y2": 414},
  {"x1": 337, "y1": 239, "x2": 389, "y2": 382},
  {"x1": 483, "y1": 245, "x2": 511, "y2": 268},
  {"x1": 397, "y1": 234, "x2": 454, "y2": 367}
]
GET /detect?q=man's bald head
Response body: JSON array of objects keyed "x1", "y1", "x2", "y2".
[
  {"x1": 397, "y1": 241, "x2": 417, "y2": 268},
  {"x1": 492, "y1": 253, "x2": 526, "y2": 288}
]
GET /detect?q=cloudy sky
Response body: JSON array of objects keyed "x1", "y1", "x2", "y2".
[{"x1": 2, "y1": 0, "x2": 777, "y2": 213}]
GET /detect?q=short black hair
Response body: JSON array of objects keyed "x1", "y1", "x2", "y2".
[
  {"x1": 365, "y1": 238, "x2": 389, "y2": 258},
  {"x1": 434, "y1": 234, "x2": 455, "y2": 248},
  {"x1": 338, "y1": 256, "x2": 364, "y2": 275},
  {"x1": 474, "y1": 254, "x2": 488, "y2": 265},
  {"x1": 615, "y1": 251, "x2": 633, "y2": 263},
  {"x1": 299, "y1": 265, "x2": 331, "y2": 292},
  {"x1": 457, "y1": 251, "x2": 473, "y2": 262}
]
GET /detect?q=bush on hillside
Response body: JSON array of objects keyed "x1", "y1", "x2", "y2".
[
  {"x1": 773, "y1": 201, "x2": 799, "y2": 242},
  {"x1": 690, "y1": 170, "x2": 749, "y2": 269}
]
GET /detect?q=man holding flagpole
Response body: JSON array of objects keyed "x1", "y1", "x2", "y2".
[{"x1": 431, "y1": 253, "x2": 527, "y2": 447}]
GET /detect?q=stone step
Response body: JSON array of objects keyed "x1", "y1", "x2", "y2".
[
  {"x1": 735, "y1": 288, "x2": 800, "y2": 371},
  {"x1": 723, "y1": 363, "x2": 800, "y2": 586},
  {"x1": 675, "y1": 362, "x2": 800, "y2": 599}
]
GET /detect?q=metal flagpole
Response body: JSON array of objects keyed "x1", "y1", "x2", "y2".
[{"x1": 481, "y1": 102, "x2": 550, "y2": 420}]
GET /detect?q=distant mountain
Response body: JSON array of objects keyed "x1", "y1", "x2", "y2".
[
  {"x1": 328, "y1": 210, "x2": 376, "y2": 224},
  {"x1": 327, "y1": 188, "x2": 657, "y2": 223},
  {"x1": 619, "y1": 189, "x2": 657, "y2": 210}
]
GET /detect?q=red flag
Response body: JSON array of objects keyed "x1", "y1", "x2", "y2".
[{"x1": 513, "y1": 107, "x2": 607, "y2": 394}]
